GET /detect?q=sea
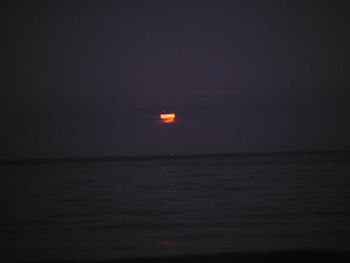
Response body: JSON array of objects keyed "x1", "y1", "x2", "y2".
[{"x1": 1, "y1": 152, "x2": 350, "y2": 262}]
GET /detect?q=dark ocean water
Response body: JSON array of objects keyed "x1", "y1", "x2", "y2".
[{"x1": 1, "y1": 152, "x2": 350, "y2": 262}]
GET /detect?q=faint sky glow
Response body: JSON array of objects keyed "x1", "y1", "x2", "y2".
[{"x1": 1, "y1": 0, "x2": 349, "y2": 158}]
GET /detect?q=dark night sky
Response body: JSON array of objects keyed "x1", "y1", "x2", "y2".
[{"x1": 1, "y1": 0, "x2": 349, "y2": 159}]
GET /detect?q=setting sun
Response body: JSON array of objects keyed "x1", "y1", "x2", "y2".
[{"x1": 160, "y1": 113, "x2": 176, "y2": 123}]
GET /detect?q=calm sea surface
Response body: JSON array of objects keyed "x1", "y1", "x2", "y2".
[{"x1": 1, "y1": 152, "x2": 350, "y2": 261}]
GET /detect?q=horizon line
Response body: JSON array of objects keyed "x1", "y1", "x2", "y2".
[{"x1": 1, "y1": 149, "x2": 349, "y2": 164}]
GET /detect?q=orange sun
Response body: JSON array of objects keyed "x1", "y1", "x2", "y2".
[{"x1": 160, "y1": 113, "x2": 176, "y2": 123}]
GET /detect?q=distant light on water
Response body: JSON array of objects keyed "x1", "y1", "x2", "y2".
[{"x1": 159, "y1": 241, "x2": 177, "y2": 247}]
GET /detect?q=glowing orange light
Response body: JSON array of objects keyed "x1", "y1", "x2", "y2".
[{"x1": 160, "y1": 113, "x2": 176, "y2": 123}]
